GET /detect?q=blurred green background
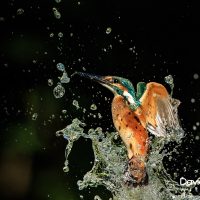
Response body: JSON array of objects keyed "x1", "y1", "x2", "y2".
[{"x1": 0, "y1": 0, "x2": 200, "y2": 199}]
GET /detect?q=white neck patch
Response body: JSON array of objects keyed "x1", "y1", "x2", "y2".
[{"x1": 123, "y1": 91, "x2": 135, "y2": 105}]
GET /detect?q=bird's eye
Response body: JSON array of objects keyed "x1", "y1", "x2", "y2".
[{"x1": 113, "y1": 79, "x2": 119, "y2": 83}]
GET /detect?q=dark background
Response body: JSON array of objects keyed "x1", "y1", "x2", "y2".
[{"x1": 0, "y1": 0, "x2": 200, "y2": 199}]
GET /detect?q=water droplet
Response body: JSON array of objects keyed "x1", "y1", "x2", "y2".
[
  {"x1": 83, "y1": 108, "x2": 86, "y2": 113},
  {"x1": 60, "y1": 72, "x2": 70, "y2": 83},
  {"x1": 80, "y1": 195, "x2": 84, "y2": 199},
  {"x1": 106, "y1": 27, "x2": 112, "y2": 34},
  {"x1": 32, "y1": 59, "x2": 37, "y2": 64},
  {"x1": 55, "y1": 0, "x2": 62, "y2": 3},
  {"x1": 56, "y1": 63, "x2": 65, "y2": 71},
  {"x1": 52, "y1": 7, "x2": 61, "y2": 19},
  {"x1": 98, "y1": 113, "x2": 102, "y2": 119},
  {"x1": 17, "y1": 8, "x2": 24, "y2": 15},
  {"x1": 193, "y1": 125, "x2": 197, "y2": 131},
  {"x1": 63, "y1": 166, "x2": 69, "y2": 172},
  {"x1": 48, "y1": 79, "x2": 53, "y2": 86},
  {"x1": 191, "y1": 98, "x2": 195, "y2": 103},
  {"x1": 173, "y1": 172, "x2": 178, "y2": 178},
  {"x1": 193, "y1": 73, "x2": 199, "y2": 80},
  {"x1": 195, "y1": 135, "x2": 199, "y2": 140},
  {"x1": 58, "y1": 32, "x2": 63, "y2": 38},
  {"x1": 129, "y1": 47, "x2": 135, "y2": 53},
  {"x1": 32, "y1": 113, "x2": 38, "y2": 120},
  {"x1": 196, "y1": 122, "x2": 199, "y2": 126},
  {"x1": 49, "y1": 33, "x2": 54, "y2": 37},
  {"x1": 94, "y1": 195, "x2": 102, "y2": 200},
  {"x1": 0, "y1": 17, "x2": 5, "y2": 22},
  {"x1": 90, "y1": 104, "x2": 97, "y2": 110},
  {"x1": 62, "y1": 109, "x2": 67, "y2": 114},
  {"x1": 73, "y1": 100, "x2": 80, "y2": 109},
  {"x1": 53, "y1": 84, "x2": 65, "y2": 98}
]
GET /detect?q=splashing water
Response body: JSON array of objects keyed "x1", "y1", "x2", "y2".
[
  {"x1": 165, "y1": 75, "x2": 174, "y2": 96},
  {"x1": 56, "y1": 77, "x2": 200, "y2": 200},
  {"x1": 57, "y1": 121, "x2": 199, "y2": 199}
]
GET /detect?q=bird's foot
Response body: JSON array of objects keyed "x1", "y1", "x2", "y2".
[
  {"x1": 123, "y1": 169, "x2": 148, "y2": 187},
  {"x1": 123, "y1": 157, "x2": 148, "y2": 187}
]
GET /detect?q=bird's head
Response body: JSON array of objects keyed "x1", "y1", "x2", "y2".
[{"x1": 74, "y1": 72, "x2": 141, "y2": 110}]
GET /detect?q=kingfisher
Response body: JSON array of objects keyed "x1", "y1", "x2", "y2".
[{"x1": 75, "y1": 72, "x2": 177, "y2": 187}]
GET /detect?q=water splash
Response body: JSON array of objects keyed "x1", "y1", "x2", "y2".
[{"x1": 56, "y1": 90, "x2": 199, "y2": 199}]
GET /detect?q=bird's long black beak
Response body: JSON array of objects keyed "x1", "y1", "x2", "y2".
[{"x1": 73, "y1": 72, "x2": 110, "y2": 85}]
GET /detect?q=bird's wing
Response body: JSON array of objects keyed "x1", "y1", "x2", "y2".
[{"x1": 139, "y1": 82, "x2": 180, "y2": 137}]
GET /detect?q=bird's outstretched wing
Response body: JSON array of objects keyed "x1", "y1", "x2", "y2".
[{"x1": 139, "y1": 82, "x2": 180, "y2": 137}]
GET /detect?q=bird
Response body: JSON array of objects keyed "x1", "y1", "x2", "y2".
[{"x1": 75, "y1": 72, "x2": 178, "y2": 187}]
